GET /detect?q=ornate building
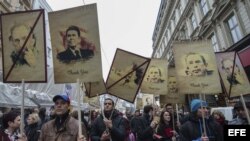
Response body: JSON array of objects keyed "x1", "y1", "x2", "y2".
[
  {"x1": 0, "y1": 0, "x2": 33, "y2": 13},
  {"x1": 152, "y1": 0, "x2": 250, "y2": 107}
]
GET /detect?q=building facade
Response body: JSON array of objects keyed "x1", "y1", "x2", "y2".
[
  {"x1": 152, "y1": 0, "x2": 250, "y2": 106},
  {"x1": 32, "y1": 0, "x2": 53, "y2": 68}
]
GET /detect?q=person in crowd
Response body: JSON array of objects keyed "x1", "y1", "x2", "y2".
[
  {"x1": 179, "y1": 99, "x2": 223, "y2": 141},
  {"x1": 48, "y1": 106, "x2": 56, "y2": 120},
  {"x1": 70, "y1": 110, "x2": 88, "y2": 133},
  {"x1": 130, "y1": 109, "x2": 141, "y2": 138},
  {"x1": 0, "y1": 110, "x2": 3, "y2": 129},
  {"x1": 211, "y1": 110, "x2": 228, "y2": 126},
  {"x1": 228, "y1": 101, "x2": 250, "y2": 125},
  {"x1": 164, "y1": 103, "x2": 181, "y2": 128},
  {"x1": 125, "y1": 111, "x2": 133, "y2": 122},
  {"x1": 134, "y1": 105, "x2": 157, "y2": 141},
  {"x1": 38, "y1": 107, "x2": 50, "y2": 129},
  {"x1": 0, "y1": 110, "x2": 27, "y2": 141},
  {"x1": 87, "y1": 110, "x2": 98, "y2": 132},
  {"x1": 90, "y1": 98, "x2": 126, "y2": 141},
  {"x1": 24, "y1": 113, "x2": 40, "y2": 141},
  {"x1": 38, "y1": 94, "x2": 87, "y2": 141},
  {"x1": 156, "y1": 110, "x2": 178, "y2": 141}
]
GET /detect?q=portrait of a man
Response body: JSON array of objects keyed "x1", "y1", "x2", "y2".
[
  {"x1": 145, "y1": 66, "x2": 165, "y2": 83},
  {"x1": 216, "y1": 52, "x2": 250, "y2": 97},
  {"x1": 168, "y1": 76, "x2": 178, "y2": 93},
  {"x1": 1, "y1": 9, "x2": 47, "y2": 82},
  {"x1": 142, "y1": 94, "x2": 154, "y2": 106},
  {"x1": 185, "y1": 52, "x2": 213, "y2": 76},
  {"x1": 9, "y1": 24, "x2": 38, "y2": 67},
  {"x1": 173, "y1": 40, "x2": 222, "y2": 94},
  {"x1": 221, "y1": 58, "x2": 244, "y2": 86},
  {"x1": 145, "y1": 97, "x2": 153, "y2": 105},
  {"x1": 57, "y1": 25, "x2": 95, "y2": 63}
]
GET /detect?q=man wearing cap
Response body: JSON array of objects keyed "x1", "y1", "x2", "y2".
[
  {"x1": 179, "y1": 99, "x2": 223, "y2": 141},
  {"x1": 90, "y1": 98, "x2": 126, "y2": 141},
  {"x1": 38, "y1": 94, "x2": 87, "y2": 141},
  {"x1": 228, "y1": 101, "x2": 250, "y2": 125}
]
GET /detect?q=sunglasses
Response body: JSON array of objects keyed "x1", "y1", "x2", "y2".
[{"x1": 104, "y1": 103, "x2": 112, "y2": 105}]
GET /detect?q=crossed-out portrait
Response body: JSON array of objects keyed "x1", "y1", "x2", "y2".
[
  {"x1": 216, "y1": 52, "x2": 250, "y2": 97},
  {"x1": 1, "y1": 10, "x2": 46, "y2": 82}
]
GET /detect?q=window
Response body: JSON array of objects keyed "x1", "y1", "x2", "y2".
[
  {"x1": 190, "y1": 14, "x2": 198, "y2": 30},
  {"x1": 226, "y1": 14, "x2": 243, "y2": 43},
  {"x1": 200, "y1": 0, "x2": 209, "y2": 15},
  {"x1": 209, "y1": 33, "x2": 219, "y2": 52},
  {"x1": 164, "y1": 36, "x2": 168, "y2": 46},
  {"x1": 179, "y1": 26, "x2": 187, "y2": 40},
  {"x1": 172, "y1": 15, "x2": 176, "y2": 27}
]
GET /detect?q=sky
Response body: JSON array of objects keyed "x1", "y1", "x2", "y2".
[{"x1": 46, "y1": 0, "x2": 161, "y2": 80}]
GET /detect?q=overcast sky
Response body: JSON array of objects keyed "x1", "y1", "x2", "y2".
[{"x1": 46, "y1": 0, "x2": 161, "y2": 79}]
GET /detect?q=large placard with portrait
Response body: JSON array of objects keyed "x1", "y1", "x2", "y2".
[
  {"x1": 49, "y1": 4, "x2": 103, "y2": 83},
  {"x1": 142, "y1": 94, "x2": 154, "y2": 107},
  {"x1": 1, "y1": 10, "x2": 47, "y2": 83},
  {"x1": 216, "y1": 52, "x2": 250, "y2": 98},
  {"x1": 106, "y1": 48, "x2": 150, "y2": 103},
  {"x1": 160, "y1": 67, "x2": 185, "y2": 104},
  {"x1": 173, "y1": 40, "x2": 222, "y2": 94},
  {"x1": 136, "y1": 97, "x2": 143, "y2": 110},
  {"x1": 140, "y1": 59, "x2": 168, "y2": 95}
]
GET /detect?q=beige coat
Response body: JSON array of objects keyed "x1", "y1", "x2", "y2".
[{"x1": 38, "y1": 117, "x2": 87, "y2": 141}]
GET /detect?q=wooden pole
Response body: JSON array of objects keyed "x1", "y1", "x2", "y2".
[
  {"x1": 77, "y1": 79, "x2": 82, "y2": 138},
  {"x1": 240, "y1": 94, "x2": 250, "y2": 125},
  {"x1": 20, "y1": 79, "x2": 25, "y2": 135}
]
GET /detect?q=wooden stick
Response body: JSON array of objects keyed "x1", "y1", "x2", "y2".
[
  {"x1": 77, "y1": 79, "x2": 82, "y2": 138},
  {"x1": 20, "y1": 79, "x2": 25, "y2": 135},
  {"x1": 176, "y1": 103, "x2": 179, "y2": 123},
  {"x1": 199, "y1": 93, "x2": 207, "y2": 137},
  {"x1": 240, "y1": 94, "x2": 250, "y2": 124},
  {"x1": 109, "y1": 97, "x2": 119, "y2": 119}
]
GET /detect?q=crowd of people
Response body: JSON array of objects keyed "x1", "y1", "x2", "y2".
[{"x1": 0, "y1": 94, "x2": 249, "y2": 141}]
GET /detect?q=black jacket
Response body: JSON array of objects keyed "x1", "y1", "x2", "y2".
[
  {"x1": 25, "y1": 122, "x2": 40, "y2": 141},
  {"x1": 90, "y1": 110, "x2": 126, "y2": 141},
  {"x1": 179, "y1": 113, "x2": 223, "y2": 141},
  {"x1": 57, "y1": 48, "x2": 94, "y2": 63},
  {"x1": 135, "y1": 114, "x2": 155, "y2": 141}
]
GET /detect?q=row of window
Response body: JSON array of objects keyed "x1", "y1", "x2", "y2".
[{"x1": 155, "y1": 0, "x2": 244, "y2": 58}]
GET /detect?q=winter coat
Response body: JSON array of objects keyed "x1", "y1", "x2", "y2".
[
  {"x1": 38, "y1": 116, "x2": 87, "y2": 141},
  {"x1": 25, "y1": 122, "x2": 40, "y2": 141},
  {"x1": 179, "y1": 114, "x2": 223, "y2": 141},
  {"x1": 135, "y1": 114, "x2": 155, "y2": 141},
  {"x1": 90, "y1": 110, "x2": 126, "y2": 141},
  {"x1": 156, "y1": 123, "x2": 174, "y2": 141}
]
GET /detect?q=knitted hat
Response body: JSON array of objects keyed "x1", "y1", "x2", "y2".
[{"x1": 190, "y1": 99, "x2": 207, "y2": 112}]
